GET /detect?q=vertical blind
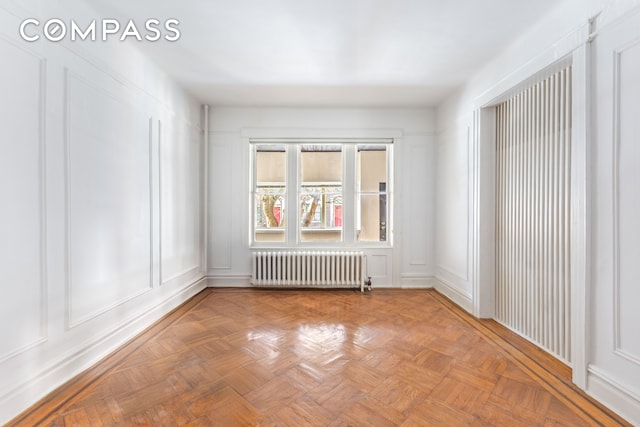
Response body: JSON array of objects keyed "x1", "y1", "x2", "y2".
[{"x1": 495, "y1": 66, "x2": 572, "y2": 363}]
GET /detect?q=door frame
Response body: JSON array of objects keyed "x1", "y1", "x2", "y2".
[{"x1": 470, "y1": 47, "x2": 590, "y2": 388}]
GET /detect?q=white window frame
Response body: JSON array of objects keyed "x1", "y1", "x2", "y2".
[{"x1": 250, "y1": 139, "x2": 393, "y2": 249}]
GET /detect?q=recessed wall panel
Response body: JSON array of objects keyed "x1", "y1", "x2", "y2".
[
  {"x1": 617, "y1": 43, "x2": 640, "y2": 361},
  {"x1": 160, "y1": 117, "x2": 201, "y2": 283},
  {"x1": 367, "y1": 254, "x2": 387, "y2": 278},
  {"x1": 67, "y1": 73, "x2": 151, "y2": 326},
  {"x1": 407, "y1": 144, "x2": 428, "y2": 265},
  {"x1": 0, "y1": 39, "x2": 45, "y2": 358},
  {"x1": 209, "y1": 144, "x2": 232, "y2": 269}
]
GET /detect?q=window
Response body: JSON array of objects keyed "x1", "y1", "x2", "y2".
[
  {"x1": 251, "y1": 140, "x2": 392, "y2": 246},
  {"x1": 300, "y1": 145, "x2": 342, "y2": 242},
  {"x1": 357, "y1": 145, "x2": 388, "y2": 242},
  {"x1": 254, "y1": 145, "x2": 285, "y2": 243}
]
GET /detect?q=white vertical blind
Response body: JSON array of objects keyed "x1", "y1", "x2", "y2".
[{"x1": 495, "y1": 66, "x2": 572, "y2": 362}]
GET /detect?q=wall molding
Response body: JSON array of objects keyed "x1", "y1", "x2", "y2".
[
  {"x1": 398, "y1": 273, "x2": 434, "y2": 289},
  {"x1": 406, "y1": 143, "x2": 429, "y2": 266},
  {"x1": 612, "y1": 45, "x2": 623, "y2": 357},
  {"x1": 241, "y1": 128, "x2": 403, "y2": 140},
  {"x1": 57, "y1": 34, "x2": 198, "y2": 125},
  {"x1": 437, "y1": 265, "x2": 468, "y2": 285},
  {"x1": 162, "y1": 265, "x2": 201, "y2": 287},
  {"x1": 158, "y1": 115, "x2": 203, "y2": 288},
  {"x1": 587, "y1": 365, "x2": 640, "y2": 425},
  {"x1": 67, "y1": 288, "x2": 154, "y2": 330},
  {"x1": 157, "y1": 119, "x2": 163, "y2": 288},
  {"x1": 208, "y1": 274, "x2": 252, "y2": 287},
  {"x1": 473, "y1": 23, "x2": 587, "y2": 109},
  {"x1": 611, "y1": 40, "x2": 640, "y2": 363},
  {"x1": 0, "y1": 338, "x2": 48, "y2": 366},
  {"x1": 402, "y1": 131, "x2": 438, "y2": 137},
  {"x1": 432, "y1": 275, "x2": 473, "y2": 314},
  {"x1": 36, "y1": 50, "x2": 48, "y2": 358},
  {"x1": 0, "y1": 277, "x2": 207, "y2": 424},
  {"x1": 208, "y1": 130, "x2": 242, "y2": 136},
  {"x1": 434, "y1": 122, "x2": 471, "y2": 286},
  {"x1": 208, "y1": 144, "x2": 233, "y2": 269},
  {"x1": 0, "y1": 36, "x2": 49, "y2": 361},
  {"x1": 63, "y1": 68, "x2": 154, "y2": 329}
]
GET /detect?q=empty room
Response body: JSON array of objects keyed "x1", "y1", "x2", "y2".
[{"x1": 1, "y1": 0, "x2": 639, "y2": 425}]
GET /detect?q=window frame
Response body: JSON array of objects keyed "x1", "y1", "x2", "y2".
[{"x1": 250, "y1": 139, "x2": 393, "y2": 249}]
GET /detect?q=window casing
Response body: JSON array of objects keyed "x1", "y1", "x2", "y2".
[{"x1": 251, "y1": 140, "x2": 392, "y2": 247}]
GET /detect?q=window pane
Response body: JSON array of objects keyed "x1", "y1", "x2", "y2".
[
  {"x1": 357, "y1": 145, "x2": 388, "y2": 242},
  {"x1": 256, "y1": 145, "x2": 285, "y2": 183},
  {"x1": 300, "y1": 145, "x2": 342, "y2": 242},
  {"x1": 254, "y1": 192, "x2": 285, "y2": 242},
  {"x1": 357, "y1": 194, "x2": 387, "y2": 242},
  {"x1": 300, "y1": 186, "x2": 343, "y2": 242},
  {"x1": 301, "y1": 145, "x2": 342, "y2": 183},
  {"x1": 255, "y1": 145, "x2": 285, "y2": 243},
  {"x1": 357, "y1": 146, "x2": 387, "y2": 192}
]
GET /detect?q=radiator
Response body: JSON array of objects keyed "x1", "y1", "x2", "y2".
[{"x1": 251, "y1": 251, "x2": 367, "y2": 292}]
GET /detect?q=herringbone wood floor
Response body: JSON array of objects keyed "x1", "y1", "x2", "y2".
[{"x1": 10, "y1": 288, "x2": 630, "y2": 426}]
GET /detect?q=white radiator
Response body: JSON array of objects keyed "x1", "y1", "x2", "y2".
[{"x1": 251, "y1": 251, "x2": 367, "y2": 292}]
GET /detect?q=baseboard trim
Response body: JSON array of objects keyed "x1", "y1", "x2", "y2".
[
  {"x1": 1, "y1": 277, "x2": 207, "y2": 426},
  {"x1": 399, "y1": 274, "x2": 435, "y2": 289},
  {"x1": 587, "y1": 365, "x2": 640, "y2": 425},
  {"x1": 432, "y1": 275, "x2": 473, "y2": 313},
  {"x1": 207, "y1": 275, "x2": 252, "y2": 287}
]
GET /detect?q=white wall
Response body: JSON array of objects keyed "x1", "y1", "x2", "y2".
[
  {"x1": 435, "y1": 0, "x2": 640, "y2": 423},
  {"x1": 435, "y1": 119, "x2": 473, "y2": 309},
  {"x1": 590, "y1": 7, "x2": 640, "y2": 422},
  {"x1": 207, "y1": 107, "x2": 436, "y2": 289},
  {"x1": 0, "y1": 1, "x2": 204, "y2": 423}
]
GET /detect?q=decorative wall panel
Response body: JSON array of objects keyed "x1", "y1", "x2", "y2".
[{"x1": 66, "y1": 72, "x2": 152, "y2": 327}]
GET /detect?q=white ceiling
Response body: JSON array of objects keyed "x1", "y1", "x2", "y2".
[{"x1": 85, "y1": 0, "x2": 561, "y2": 107}]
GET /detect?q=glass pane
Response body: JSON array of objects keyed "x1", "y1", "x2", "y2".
[
  {"x1": 254, "y1": 191, "x2": 285, "y2": 242},
  {"x1": 357, "y1": 146, "x2": 387, "y2": 192},
  {"x1": 299, "y1": 185, "x2": 343, "y2": 243},
  {"x1": 301, "y1": 145, "x2": 342, "y2": 183},
  {"x1": 255, "y1": 144, "x2": 286, "y2": 243},
  {"x1": 256, "y1": 145, "x2": 285, "y2": 183},
  {"x1": 299, "y1": 145, "x2": 343, "y2": 243},
  {"x1": 357, "y1": 194, "x2": 387, "y2": 242}
]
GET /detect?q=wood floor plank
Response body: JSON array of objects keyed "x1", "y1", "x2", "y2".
[{"x1": 8, "y1": 288, "x2": 632, "y2": 426}]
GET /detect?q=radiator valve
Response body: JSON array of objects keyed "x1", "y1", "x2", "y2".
[{"x1": 366, "y1": 276, "x2": 372, "y2": 292}]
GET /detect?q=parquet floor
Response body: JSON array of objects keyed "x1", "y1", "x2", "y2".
[{"x1": 10, "y1": 288, "x2": 631, "y2": 426}]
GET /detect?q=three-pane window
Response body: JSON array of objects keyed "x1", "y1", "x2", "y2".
[{"x1": 252, "y1": 141, "x2": 391, "y2": 246}]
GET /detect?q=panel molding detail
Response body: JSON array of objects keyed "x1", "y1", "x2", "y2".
[
  {"x1": 207, "y1": 275, "x2": 252, "y2": 287},
  {"x1": 209, "y1": 145, "x2": 233, "y2": 269},
  {"x1": 63, "y1": 68, "x2": 153, "y2": 329},
  {"x1": 432, "y1": 276, "x2": 473, "y2": 313},
  {"x1": 587, "y1": 365, "x2": 640, "y2": 425},
  {"x1": 367, "y1": 254, "x2": 387, "y2": 278},
  {"x1": 0, "y1": 35, "x2": 48, "y2": 362},
  {"x1": 161, "y1": 265, "x2": 201, "y2": 287},
  {"x1": 437, "y1": 264, "x2": 468, "y2": 284},
  {"x1": 159, "y1": 116, "x2": 202, "y2": 286},
  {"x1": 407, "y1": 144, "x2": 428, "y2": 266},
  {"x1": 612, "y1": 40, "x2": 640, "y2": 365}
]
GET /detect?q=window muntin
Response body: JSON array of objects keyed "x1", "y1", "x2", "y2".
[{"x1": 251, "y1": 141, "x2": 391, "y2": 246}]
